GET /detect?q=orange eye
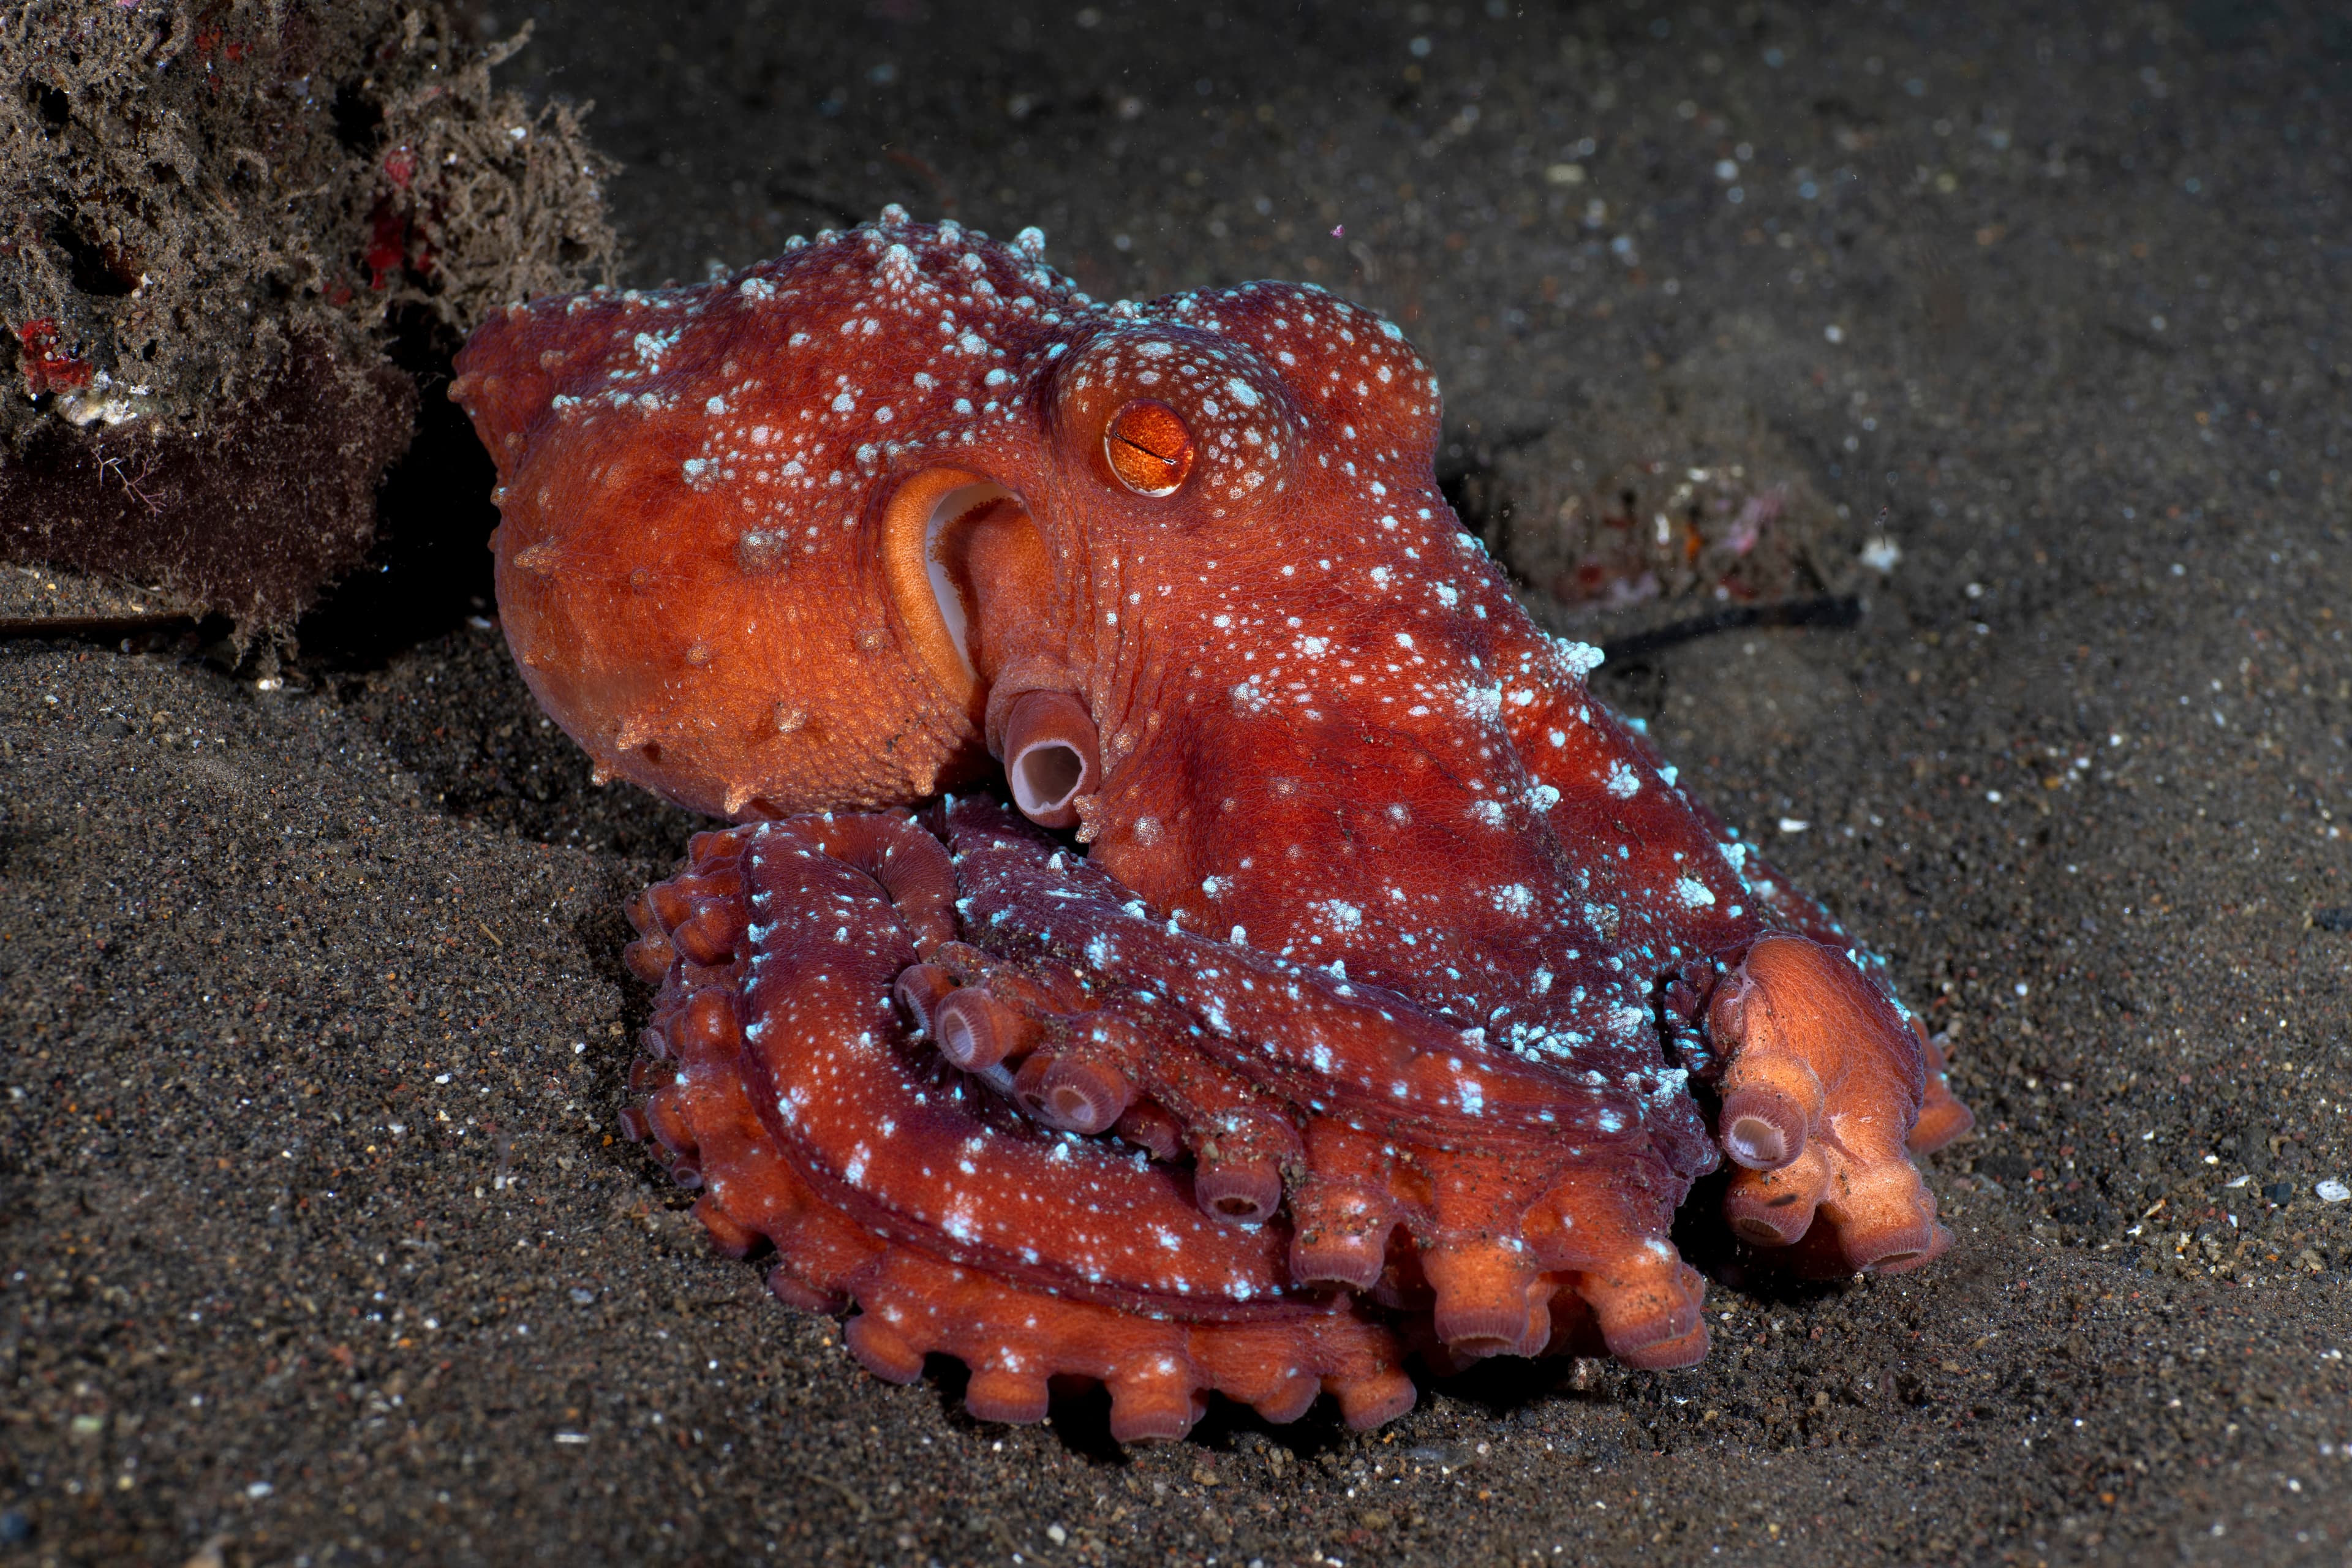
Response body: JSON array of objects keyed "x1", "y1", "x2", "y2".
[{"x1": 1103, "y1": 399, "x2": 1196, "y2": 496}]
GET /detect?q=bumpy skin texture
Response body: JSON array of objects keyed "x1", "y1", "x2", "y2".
[{"x1": 451, "y1": 209, "x2": 1972, "y2": 1440}]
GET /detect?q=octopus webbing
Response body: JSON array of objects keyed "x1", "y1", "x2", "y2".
[{"x1": 448, "y1": 208, "x2": 1973, "y2": 1442}]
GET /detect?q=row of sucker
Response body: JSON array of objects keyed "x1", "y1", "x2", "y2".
[
  {"x1": 906, "y1": 797, "x2": 1713, "y2": 1368},
  {"x1": 618, "y1": 814, "x2": 1417, "y2": 1441}
]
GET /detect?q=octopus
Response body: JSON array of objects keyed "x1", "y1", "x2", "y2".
[{"x1": 448, "y1": 208, "x2": 1973, "y2": 1443}]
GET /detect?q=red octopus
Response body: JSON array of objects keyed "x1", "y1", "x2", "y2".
[{"x1": 449, "y1": 208, "x2": 1972, "y2": 1443}]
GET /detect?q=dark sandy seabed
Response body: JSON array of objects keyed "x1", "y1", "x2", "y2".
[{"x1": 6, "y1": 2, "x2": 2352, "y2": 1564}]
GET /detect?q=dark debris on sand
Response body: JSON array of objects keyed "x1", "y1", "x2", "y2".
[
  {"x1": 0, "y1": 0, "x2": 616, "y2": 633},
  {"x1": 5, "y1": 1, "x2": 2352, "y2": 1565}
]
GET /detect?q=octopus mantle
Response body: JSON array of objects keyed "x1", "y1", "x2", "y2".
[{"x1": 451, "y1": 209, "x2": 1972, "y2": 1442}]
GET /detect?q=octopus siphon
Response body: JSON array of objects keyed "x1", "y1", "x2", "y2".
[{"x1": 448, "y1": 208, "x2": 1972, "y2": 1442}]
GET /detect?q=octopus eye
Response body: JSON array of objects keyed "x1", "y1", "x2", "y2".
[{"x1": 1103, "y1": 399, "x2": 1196, "y2": 497}]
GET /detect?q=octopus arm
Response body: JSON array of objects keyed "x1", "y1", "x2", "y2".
[
  {"x1": 944, "y1": 797, "x2": 1646, "y2": 1144},
  {"x1": 1480, "y1": 622, "x2": 1972, "y2": 1265},
  {"x1": 622, "y1": 815, "x2": 1419, "y2": 1441}
]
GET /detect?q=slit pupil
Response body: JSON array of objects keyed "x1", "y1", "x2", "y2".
[{"x1": 1117, "y1": 431, "x2": 1177, "y2": 466}]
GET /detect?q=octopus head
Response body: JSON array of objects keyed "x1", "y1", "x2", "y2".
[{"x1": 453, "y1": 214, "x2": 1444, "y2": 831}]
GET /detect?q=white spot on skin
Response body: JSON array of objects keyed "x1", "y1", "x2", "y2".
[
  {"x1": 1675, "y1": 877, "x2": 1716, "y2": 908},
  {"x1": 1553, "y1": 638, "x2": 1605, "y2": 678},
  {"x1": 1606, "y1": 760, "x2": 1642, "y2": 799},
  {"x1": 1314, "y1": 900, "x2": 1364, "y2": 932}
]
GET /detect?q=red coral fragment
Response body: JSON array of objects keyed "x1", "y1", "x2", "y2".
[
  {"x1": 364, "y1": 198, "x2": 412, "y2": 291},
  {"x1": 15, "y1": 318, "x2": 92, "y2": 395}
]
